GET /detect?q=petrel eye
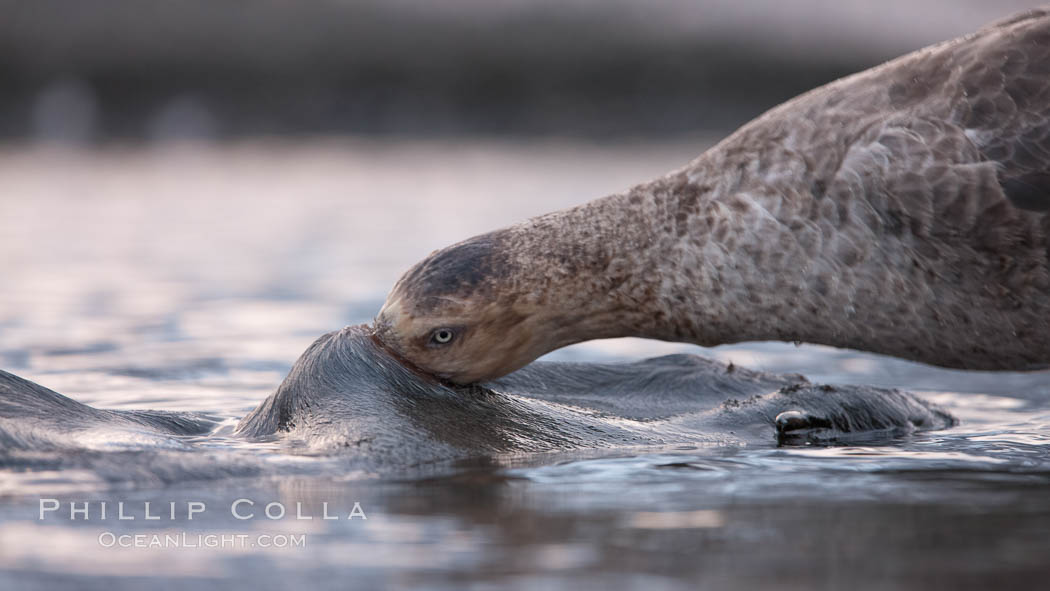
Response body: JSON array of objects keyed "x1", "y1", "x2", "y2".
[{"x1": 430, "y1": 328, "x2": 455, "y2": 345}]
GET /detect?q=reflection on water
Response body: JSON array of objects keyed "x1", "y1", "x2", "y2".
[{"x1": 1, "y1": 141, "x2": 1049, "y2": 590}]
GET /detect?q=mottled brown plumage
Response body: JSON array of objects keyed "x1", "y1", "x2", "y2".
[{"x1": 377, "y1": 8, "x2": 1050, "y2": 384}]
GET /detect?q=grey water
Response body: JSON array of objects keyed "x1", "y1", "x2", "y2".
[{"x1": 1, "y1": 139, "x2": 1049, "y2": 590}]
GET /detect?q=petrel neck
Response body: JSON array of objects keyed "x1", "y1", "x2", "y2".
[
  {"x1": 506, "y1": 155, "x2": 837, "y2": 351},
  {"x1": 517, "y1": 148, "x2": 1047, "y2": 372}
]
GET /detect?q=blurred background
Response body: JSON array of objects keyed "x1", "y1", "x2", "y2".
[
  {"x1": 1, "y1": 0, "x2": 1046, "y2": 400},
  {"x1": 2, "y1": 0, "x2": 1042, "y2": 142},
  {"x1": 4, "y1": 4, "x2": 1050, "y2": 590}
]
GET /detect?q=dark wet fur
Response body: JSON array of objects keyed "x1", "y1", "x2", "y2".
[
  {"x1": 0, "y1": 326, "x2": 954, "y2": 484},
  {"x1": 0, "y1": 371, "x2": 256, "y2": 486},
  {"x1": 0, "y1": 370, "x2": 213, "y2": 449},
  {"x1": 237, "y1": 326, "x2": 953, "y2": 456}
]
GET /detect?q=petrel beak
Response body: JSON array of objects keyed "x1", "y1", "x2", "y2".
[{"x1": 373, "y1": 296, "x2": 403, "y2": 343}]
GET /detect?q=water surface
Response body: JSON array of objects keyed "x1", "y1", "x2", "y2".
[{"x1": 1, "y1": 140, "x2": 1048, "y2": 590}]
